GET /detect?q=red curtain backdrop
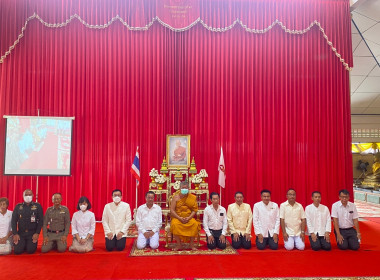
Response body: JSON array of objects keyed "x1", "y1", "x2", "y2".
[{"x1": 0, "y1": 0, "x2": 353, "y2": 220}]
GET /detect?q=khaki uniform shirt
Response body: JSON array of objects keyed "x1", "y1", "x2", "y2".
[
  {"x1": 43, "y1": 205, "x2": 70, "y2": 237},
  {"x1": 227, "y1": 203, "x2": 253, "y2": 235},
  {"x1": 280, "y1": 201, "x2": 306, "y2": 236}
]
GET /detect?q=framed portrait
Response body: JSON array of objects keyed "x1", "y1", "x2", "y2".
[{"x1": 166, "y1": 134, "x2": 191, "y2": 168}]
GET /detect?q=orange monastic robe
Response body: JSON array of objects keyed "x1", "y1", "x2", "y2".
[{"x1": 171, "y1": 193, "x2": 200, "y2": 237}]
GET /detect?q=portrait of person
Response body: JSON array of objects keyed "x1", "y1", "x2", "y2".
[{"x1": 167, "y1": 135, "x2": 190, "y2": 167}]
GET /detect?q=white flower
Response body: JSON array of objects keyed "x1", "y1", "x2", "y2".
[
  {"x1": 199, "y1": 169, "x2": 208, "y2": 177},
  {"x1": 192, "y1": 174, "x2": 202, "y2": 184},
  {"x1": 149, "y1": 168, "x2": 159, "y2": 177},
  {"x1": 155, "y1": 174, "x2": 166, "y2": 184},
  {"x1": 173, "y1": 181, "x2": 181, "y2": 190}
]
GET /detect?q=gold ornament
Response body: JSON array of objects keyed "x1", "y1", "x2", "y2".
[
  {"x1": 189, "y1": 157, "x2": 197, "y2": 174},
  {"x1": 174, "y1": 169, "x2": 183, "y2": 181},
  {"x1": 160, "y1": 157, "x2": 169, "y2": 175}
]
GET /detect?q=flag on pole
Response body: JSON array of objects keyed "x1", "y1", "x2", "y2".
[
  {"x1": 131, "y1": 146, "x2": 140, "y2": 185},
  {"x1": 218, "y1": 147, "x2": 226, "y2": 188}
]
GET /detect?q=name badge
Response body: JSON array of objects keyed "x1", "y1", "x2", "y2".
[
  {"x1": 220, "y1": 213, "x2": 224, "y2": 216},
  {"x1": 31, "y1": 216, "x2": 36, "y2": 223}
]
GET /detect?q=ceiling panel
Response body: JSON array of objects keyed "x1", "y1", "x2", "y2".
[
  {"x1": 352, "y1": 11, "x2": 377, "y2": 31},
  {"x1": 351, "y1": 92, "x2": 380, "y2": 107},
  {"x1": 354, "y1": 0, "x2": 380, "y2": 21},
  {"x1": 352, "y1": 56, "x2": 377, "y2": 75},
  {"x1": 356, "y1": 77, "x2": 380, "y2": 92}
]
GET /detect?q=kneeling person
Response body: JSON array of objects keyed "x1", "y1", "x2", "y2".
[
  {"x1": 203, "y1": 192, "x2": 227, "y2": 250},
  {"x1": 12, "y1": 189, "x2": 43, "y2": 255},
  {"x1": 170, "y1": 181, "x2": 200, "y2": 251},
  {"x1": 280, "y1": 189, "x2": 306, "y2": 251},
  {"x1": 332, "y1": 189, "x2": 361, "y2": 251},
  {"x1": 69, "y1": 196, "x2": 96, "y2": 253},
  {"x1": 253, "y1": 190, "x2": 280, "y2": 250},
  {"x1": 136, "y1": 191, "x2": 162, "y2": 250},
  {"x1": 102, "y1": 189, "x2": 132, "y2": 251},
  {"x1": 305, "y1": 191, "x2": 331, "y2": 251},
  {"x1": 227, "y1": 192, "x2": 253, "y2": 250},
  {"x1": 42, "y1": 193, "x2": 70, "y2": 253},
  {"x1": 0, "y1": 197, "x2": 13, "y2": 255}
]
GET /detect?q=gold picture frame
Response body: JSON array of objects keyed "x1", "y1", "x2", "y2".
[{"x1": 166, "y1": 134, "x2": 191, "y2": 168}]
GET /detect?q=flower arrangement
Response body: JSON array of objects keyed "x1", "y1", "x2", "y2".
[
  {"x1": 155, "y1": 174, "x2": 166, "y2": 184},
  {"x1": 191, "y1": 174, "x2": 202, "y2": 184},
  {"x1": 173, "y1": 181, "x2": 181, "y2": 190},
  {"x1": 199, "y1": 169, "x2": 208, "y2": 178},
  {"x1": 149, "y1": 168, "x2": 159, "y2": 177}
]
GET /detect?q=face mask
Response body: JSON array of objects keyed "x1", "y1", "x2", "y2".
[
  {"x1": 113, "y1": 197, "x2": 121, "y2": 203},
  {"x1": 80, "y1": 205, "x2": 87, "y2": 211},
  {"x1": 180, "y1": 189, "x2": 189, "y2": 195},
  {"x1": 24, "y1": 196, "x2": 33, "y2": 203}
]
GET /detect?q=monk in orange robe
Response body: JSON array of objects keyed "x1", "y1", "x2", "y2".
[
  {"x1": 172, "y1": 140, "x2": 186, "y2": 162},
  {"x1": 170, "y1": 181, "x2": 200, "y2": 250}
]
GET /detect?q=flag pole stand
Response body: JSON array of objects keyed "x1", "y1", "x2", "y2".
[
  {"x1": 135, "y1": 180, "x2": 138, "y2": 209},
  {"x1": 132, "y1": 180, "x2": 138, "y2": 224},
  {"x1": 220, "y1": 185, "x2": 222, "y2": 206}
]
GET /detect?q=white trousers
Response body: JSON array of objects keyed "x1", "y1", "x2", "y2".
[
  {"x1": 136, "y1": 232, "x2": 159, "y2": 249},
  {"x1": 0, "y1": 239, "x2": 12, "y2": 255},
  {"x1": 284, "y1": 236, "x2": 305, "y2": 250}
]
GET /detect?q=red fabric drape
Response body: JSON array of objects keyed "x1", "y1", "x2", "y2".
[{"x1": 0, "y1": 0, "x2": 353, "y2": 220}]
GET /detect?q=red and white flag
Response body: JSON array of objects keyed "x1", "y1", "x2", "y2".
[
  {"x1": 218, "y1": 147, "x2": 226, "y2": 188},
  {"x1": 130, "y1": 146, "x2": 140, "y2": 186}
]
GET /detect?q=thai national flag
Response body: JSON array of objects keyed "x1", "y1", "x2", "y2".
[{"x1": 130, "y1": 146, "x2": 140, "y2": 185}]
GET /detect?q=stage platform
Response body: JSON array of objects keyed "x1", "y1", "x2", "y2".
[{"x1": 1, "y1": 220, "x2": 380, "y2": 280}]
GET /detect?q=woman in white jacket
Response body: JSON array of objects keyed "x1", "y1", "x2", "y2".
[{"x1": 69, "y1": 196, "x2": 96, "y2": 253}]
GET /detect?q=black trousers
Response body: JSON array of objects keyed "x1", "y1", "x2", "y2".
[
  {"x1": 309, "y1": 233, "x2": 331, "y2": 251},
  {"x1": 105, "y1": 236, "x2": 126, "y2": 251},
  {"x1": 207, "y1": 229, "x2": 227, "y2": 250},
  {"x1": 14, "y1": 235, "x2": 38, "y2": 255},
  {"x1": 335, "y1": 228, "x2": 360, "y2": 251},
  {"x1": 231, "y1": 233, "x2": 251, "y2": 249},
  {"x1": 255, "y1": 233, "x2": 278, "y2": 250}
]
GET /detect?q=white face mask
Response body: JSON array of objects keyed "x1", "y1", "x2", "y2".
[
  {"x1": 80, "y1": 205, "x2": 87, "y2": 211},
  {"x1": 113, "y1": 197, "x2": 121, "y2": 203},
  {"x1": 24, "y1": 195, "x2": 33, "y2": 203}
]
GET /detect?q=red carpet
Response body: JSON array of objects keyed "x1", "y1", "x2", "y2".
[{"x1": 1, "y1": 221, "x2": 380, "y2": 279}]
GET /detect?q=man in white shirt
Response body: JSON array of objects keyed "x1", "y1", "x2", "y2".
[
  {"x1": 203, "y1": 192, "x2": 227, "y2": 250},
  {"x1": 0, "y1": 197, "x2": 12, "y2": 255},
  {"x1": 136, "y1": 191, "x2": 162, "y2": 250},
  {"x1": 253, "y1": 190, "x2": 280, "y2": 250},
  {"x1": 305, "y1": 191, "x2": 331, "y2": 251},
  {"x1": 227, "y1": 192, "x2": 252, "y2": 249},
  {"x1": 102, "y1": 189, "x2": 132, "y2": 251},
  {"x1": 331, "y1": 189, "x2": 361, "y2": 251},
  {"x1": 280, "y1": 189, "x2": 306, "y2": 250}
]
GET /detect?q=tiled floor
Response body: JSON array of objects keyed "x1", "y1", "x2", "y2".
[{"x1": 355, "y1": 199, "x2": 380, "y2": 217}]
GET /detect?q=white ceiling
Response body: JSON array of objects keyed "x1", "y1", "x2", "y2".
[{"x1": 350, "y1": 0, "x2": 380, "y2": 117}]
